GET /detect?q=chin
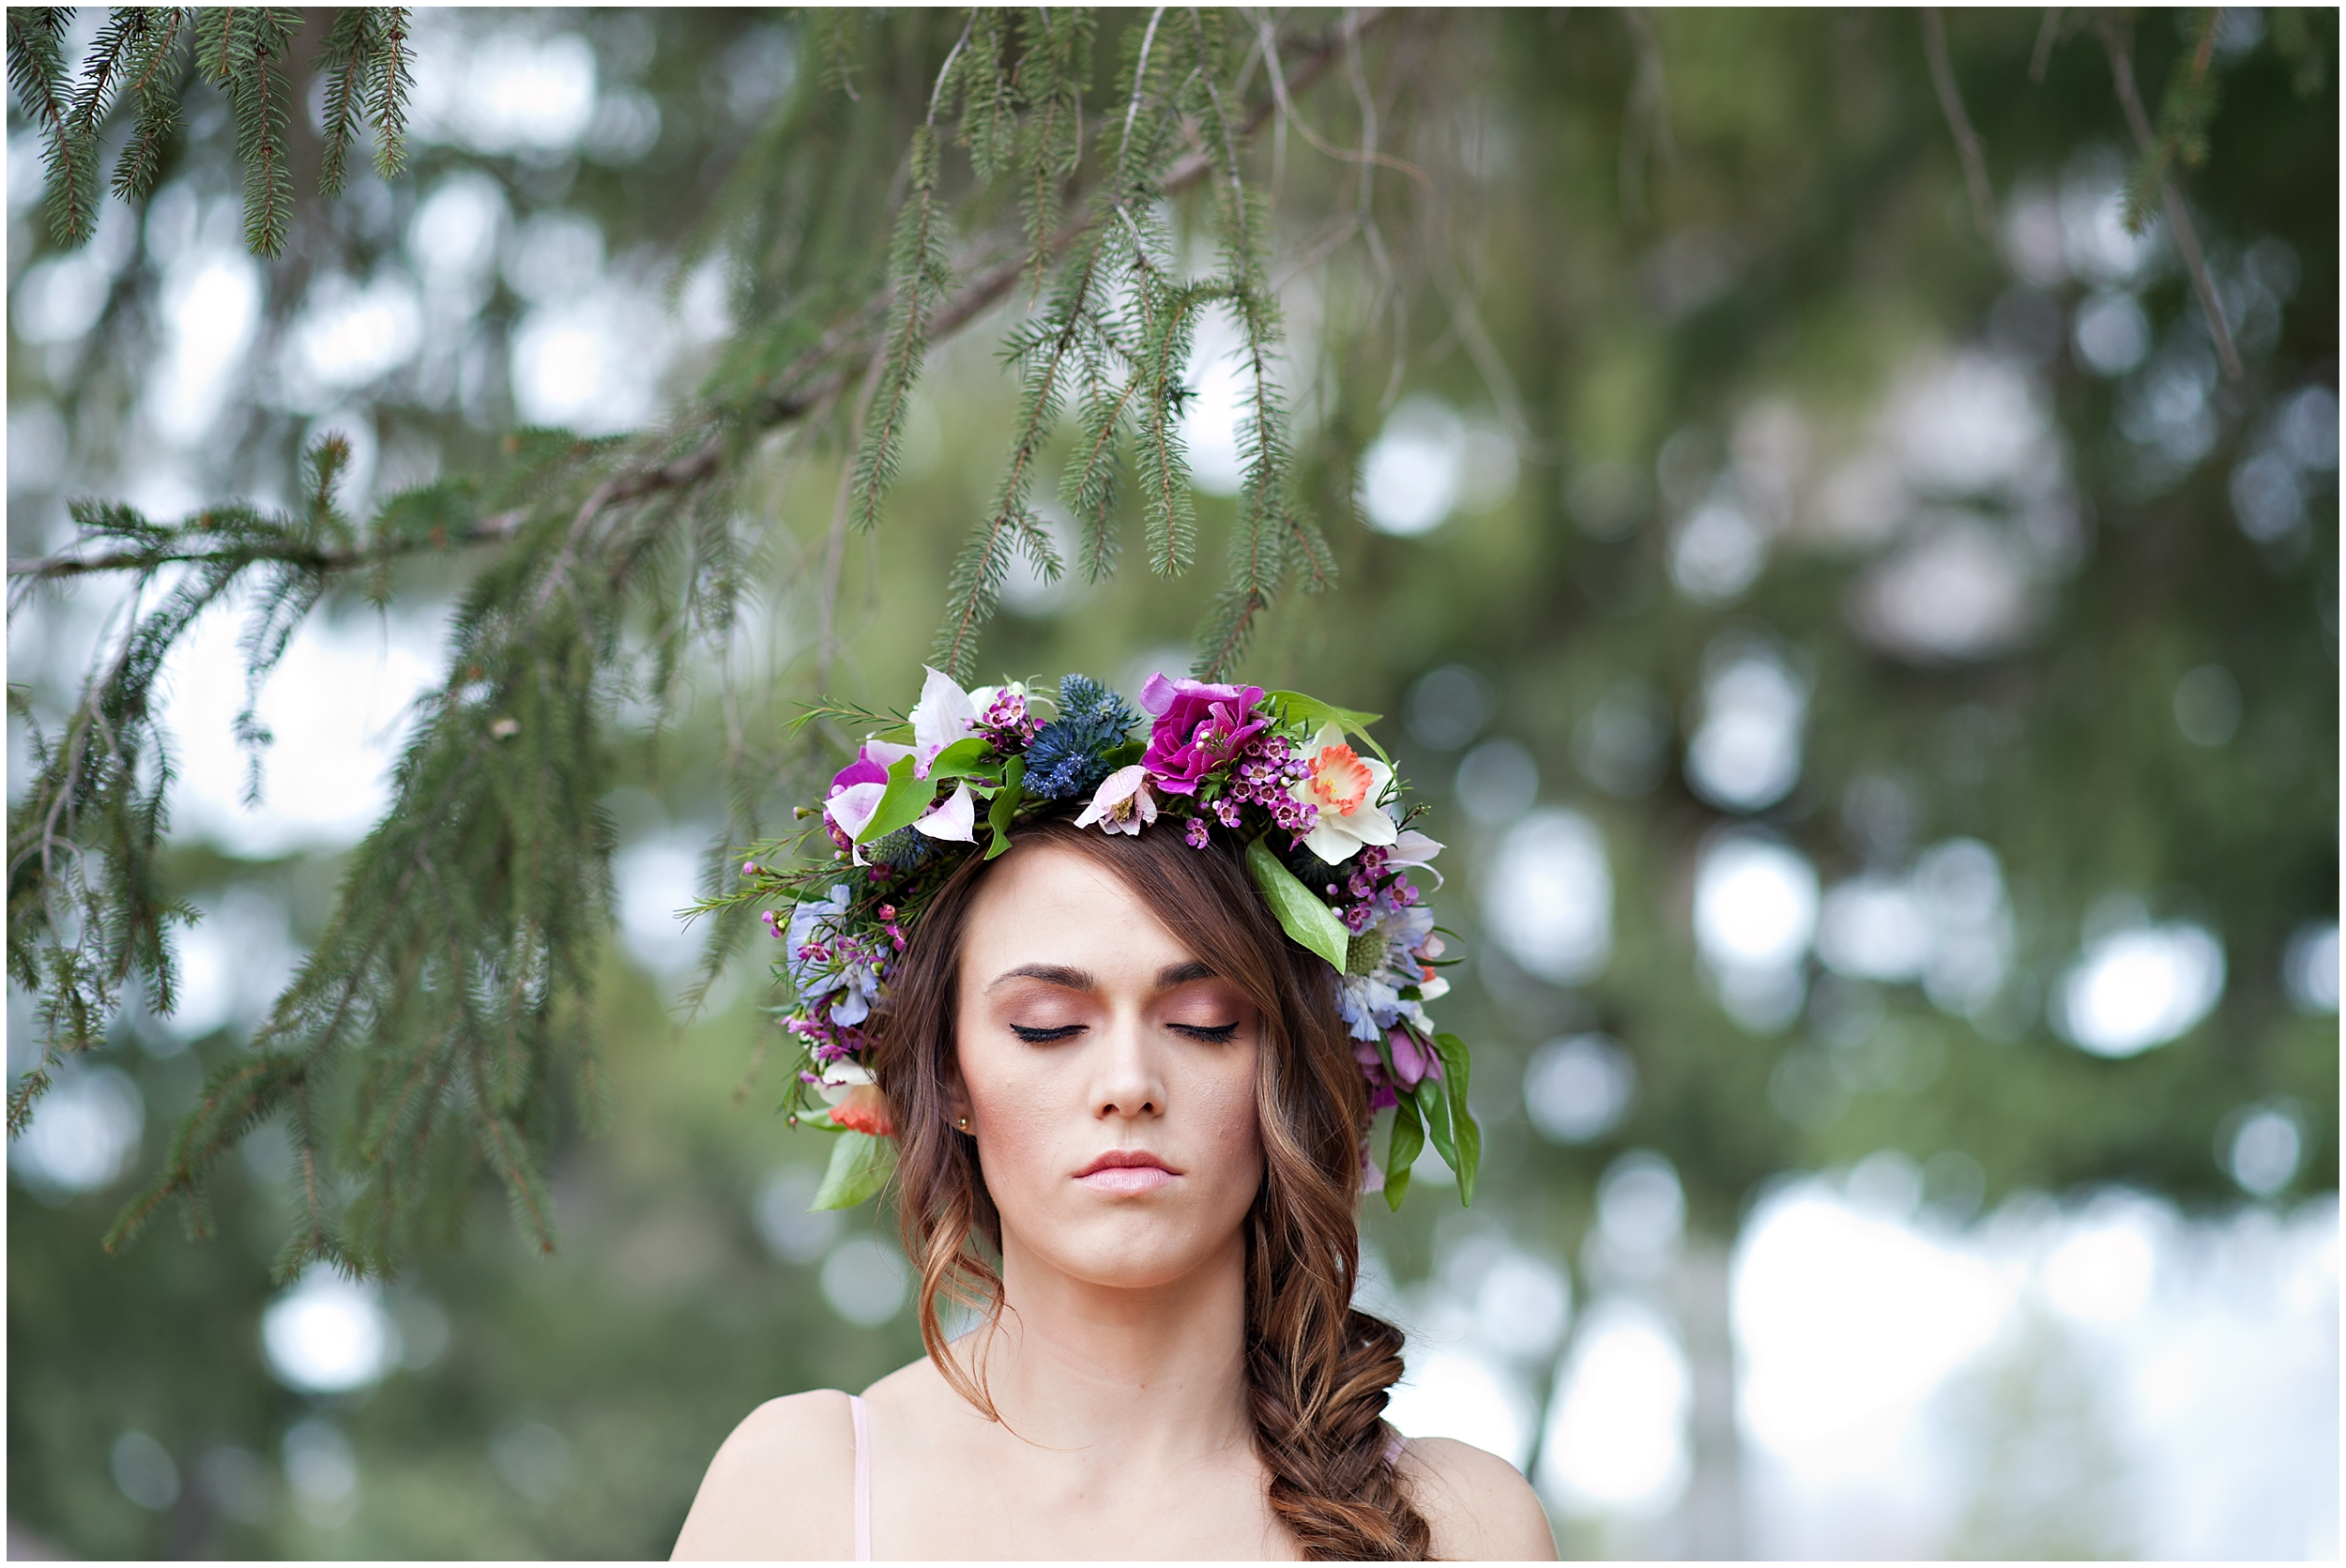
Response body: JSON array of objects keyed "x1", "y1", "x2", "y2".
[{"x1": 1027, "y1": 1201, "x2": 1241, "y2": 1289}]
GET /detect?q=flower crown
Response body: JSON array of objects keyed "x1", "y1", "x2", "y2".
[{"x1": 724, "y1": 667, "x2": 1479, "y2": 1213}]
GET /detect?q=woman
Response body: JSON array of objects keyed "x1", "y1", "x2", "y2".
[{"x1": 673, "y1": 673, "x2": 1554, "y2": 1560}]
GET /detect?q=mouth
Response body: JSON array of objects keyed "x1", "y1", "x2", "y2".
[{"x1": 1074, "y1": 1149, "x2": 1181, "y2": 1195}]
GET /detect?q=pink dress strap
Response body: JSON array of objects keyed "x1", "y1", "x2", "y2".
[{"x1": 847, "y1": 1393, "x2": 873, "y2": 1561}]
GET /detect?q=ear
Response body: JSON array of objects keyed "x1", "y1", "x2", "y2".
[{"x1": 942, "y1": 1063, "x2": 973, "y2": 1130}]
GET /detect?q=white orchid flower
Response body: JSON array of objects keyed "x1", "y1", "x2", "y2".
[
  {"x1": 908, "y1": 665, "x2": 981, "y2": 778},
  {"x1": 823, "y1": 783, "x2": 888, "y2": 864},
  {"x1": 1290, "y1": 722, "x2": 1397, "y2": 864},
  {"x1": 1390, "y1": 829, "x2": 1443, "y2": 866},
  {"x1": 1388, "y1": 827, "x2": 1446, "y2": 887},
  {"x1": 912, "y1": 780, "x2": 978, "y2": 842}
]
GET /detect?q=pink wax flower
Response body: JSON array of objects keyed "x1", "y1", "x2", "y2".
[{"x1": 1138, "y1": 673, "x2": 1268, "y2": 796}]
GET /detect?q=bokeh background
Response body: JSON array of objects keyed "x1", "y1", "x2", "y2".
[{"x1": 7, "y1": 7, "x2": 2337, "y2": 1560}]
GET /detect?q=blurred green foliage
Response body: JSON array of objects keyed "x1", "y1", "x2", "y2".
[{"x1": 7, "y1": 7, "x2": 2336, "y2": 1558}]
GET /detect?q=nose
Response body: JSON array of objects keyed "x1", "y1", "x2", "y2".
[{"x1": 1090, "y1": 1012, "x2": 1165, "y2": 1121}]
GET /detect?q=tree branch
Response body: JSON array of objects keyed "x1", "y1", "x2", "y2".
[
  {"x1": 1618, "y1": 7, "x2": 1673, "y2": 227},
  {"x1": 2030, "y1": 7, "x2": 2064, "y2": 83},
  {"x1": 1922, "y1": 8, "x2": 1998, "y2": 245},
  {"x1": 10, "y1": 12, "x2": 1375, "y2": 595},
  {"x1": 2095, "y1": 8, "x2": 2242, "y2": 382},
  {"x1": 8, "y1": 509, "x2": 528, "y2": 584}
]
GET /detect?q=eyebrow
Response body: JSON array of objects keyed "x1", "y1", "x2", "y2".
[
  {"x1": 987, "y1": 964, "x2": 1096, "y2": 994},
  {"x1": 984, "y1": 960, "x2": 1221, "y2": 994}
]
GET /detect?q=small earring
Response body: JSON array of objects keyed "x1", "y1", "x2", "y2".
[{"x1": 956, "y1": 1116, "x2": 970, "y2": 1131}]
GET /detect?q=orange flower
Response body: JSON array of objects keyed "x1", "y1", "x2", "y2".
[
  {"x1": 1288, "y1": 722, "x2": 1397, "y2": 864},
  {"x1": 1306, "y1": 741, "x2": 1376, "y2": 814},
  {"x1": 829, "y1": 1083, "x2": 896, "y2": 1138}
]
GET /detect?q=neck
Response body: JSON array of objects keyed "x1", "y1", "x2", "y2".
[{"x1": 957, "y1": 1225, "x2": 1254, "y2": 1462}]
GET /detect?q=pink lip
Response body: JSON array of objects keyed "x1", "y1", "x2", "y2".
[{"x1": 1075, "y1": 1150, "x2": 1181, "y2": 1195}]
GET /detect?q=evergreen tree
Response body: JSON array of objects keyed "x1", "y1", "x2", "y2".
[{"x1": 6, "y1": 8, "x2": 2335, "y2": 1557}]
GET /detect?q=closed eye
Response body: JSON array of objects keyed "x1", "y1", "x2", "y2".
[
  {"x1": 1171, "y1": 1021, "x2": 1240, "y2": 1043},
  {"x1": 1009, "y1": 1023, "x2": 1085, "y2": 1043}
]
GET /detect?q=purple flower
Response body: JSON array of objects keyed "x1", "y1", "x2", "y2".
[
  {"x1": 1352, "y1": 1035, "x2": 1401, "y2": 1111},
  {"x1": 1139, "y1": 674, "x2": 1269, "y2": 797},
  {"x1": 830, "y1": 751, "x2": 890, "y2": 795},
  {"x1": 825, "y1": 738, "x2": 916, "y2": 862},
  {"x1": 974, "y1": 685, "x2": 1040, "y2": 750},
  {"x1": 1354, "y1": 1028, "x2": 1440, "y2": 1104},
  {"x1": 1387, "y1": 1027, "x2": 1440, "y2": 1088}
]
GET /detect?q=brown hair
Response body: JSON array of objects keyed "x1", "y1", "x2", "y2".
[{"x1": 871, "y1": 814, "x2": 1434, "y2": 1560}]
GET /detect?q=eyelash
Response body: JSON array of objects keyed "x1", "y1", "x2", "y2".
[
  {"x1": 1006, "y1": 1022, "x2": 1241, "y2": 1043},
  {"x1": 1009, "y1": 1024, "x2": 1084, "y2": 1043}
]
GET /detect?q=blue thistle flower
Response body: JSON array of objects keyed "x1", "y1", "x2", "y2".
[
  {"x1": 866, "y1": 827, "x2": 946, "y2": 871},
  {"x1": 1024, "y1": 675, "x2": 1141, "y2": 799}
]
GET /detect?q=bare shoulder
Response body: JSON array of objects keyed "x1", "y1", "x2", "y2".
[
  {"x1": 670, "y1": 1390, "x2": 856, "y2": 1561},
  {"x1": 1396, "y1": 1436, "x2": 1559, "y2": 1561}
]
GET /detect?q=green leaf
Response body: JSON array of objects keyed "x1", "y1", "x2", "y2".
[
  {"x1": 1264, "y1": 690, "x2": 1390, "y2": 763},
  {"x1": 812, "y1": 1131, "x2": 897, "y2": 1210},
  {"x1": 856, "y1": 754, "x2": 934, "y2": 845},
  {"x1": 1432, "y1": 1033, "x2": 1480, "y2": 1206},
  {"x1": 986, "y1": 754, "x2": 1025, "y2": 860},
  {"x1": 1383, "y1": 1094, "x2": 1424, "y2": 1212},
  {"x1": 1244, "y1": 837, "x2": 1348, "y2": 969},
  {"x1": 924, "y1": 736, "x2": 997, "y2": 781},
  {"x1": 1419, "y1": 1068, "x2": 1456, "y2": 1172}
]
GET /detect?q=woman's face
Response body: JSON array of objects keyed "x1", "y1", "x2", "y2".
[{"x1": 953, "y1": 842, "x2": 1264, "y2": 1291}]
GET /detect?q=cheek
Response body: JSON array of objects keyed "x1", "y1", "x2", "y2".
[
  {"x1": 957, "y1": 1034, "x2": 1065, "y2": 1190},
  {"x1": 1185, "y1": 1044, "x2": 1266, "y2": 1195}
]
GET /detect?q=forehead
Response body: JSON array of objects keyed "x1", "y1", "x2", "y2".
[{"x1": 961, "y1": 841, "x2": 1197, "y2": 980}]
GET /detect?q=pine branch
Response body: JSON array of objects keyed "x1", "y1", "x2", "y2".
[
  {"x1": 67, "y1": 9, "x2": 143, "y2": 158},
  {"x1": 848, "y1": 114, "x2": 956, "y2": 533},
  {"x1": 110, "y1": 8, "x2": 188, "y2": 204},
  {"x1": 190, "y1": 7, "x2": 303, "y2": 258},
  {"x1": 8, "y1": 508, "x2": 530, "y2": 587},
  {"x1": 959, "y1": 8, "x2": 1015, "y2": 183},
  {"x1": 809, "y1": 7, "x2": 862, "y2": 102},
  {"x1": 1062, "y1": 340, "x2": 1144, "y2": 581},
  {"x1": 1135, "y1": 282, "x2": 1205, "y2": 576},
  {"x1": 1922, "y1": 8, "x2": 1998, "y2": 245},
  {"x1": 2095, "y1": 9, "x2": 2242, "y2": 382},
  {"x1": 1016, "y1": 8, "x2": 1092, "y2": 297},
  {"x1": 1618, "y1": 7, "x2": 1673, "y2": 224},
  {"x1": 314, "y1": 8, "x2": 373, "y2": 199},
  {"x1": 9, "y1": 7, "x2": 99, "y2": 247},
  {"x1": 38, "y1": 8, "x2": 1394, "y2": 1281},
  {"x1": 933, "y1": 234, "x2": 1110, "y2": 681},
  {"x1": 2269, "y1": 8, "x2": 2326, "y2": 97},
  {"x1": 2030, "y1": 7, "x2": 2064, "y2": 83},
  {"x1": 918, "y1": 7, "x2": 1374, "y2": 665},
  {"x1": 367, "y1": 6, "x2": 414, "y2": 180},
  {"x1": 1191, "y1": 16, "x2": 1293, "y2": 678},
  {"x1": 2123, "y1": 7, "x2": 2220, "y2": 231}
]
